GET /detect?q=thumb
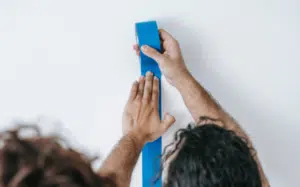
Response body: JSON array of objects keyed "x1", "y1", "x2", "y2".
[
  {"x1": 161, "y1": 113, "x2": 176, "y2": 131},
  {"x1": 141, "y1": 45, "x2": 165, "y2": 64}
]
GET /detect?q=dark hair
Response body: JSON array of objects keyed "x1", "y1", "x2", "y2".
[
  {"x1": 0, "y1": 126, "x2": 112, "y2": 187},
  {"x1": 162, "y1": 117, "x2": 262, "y2": 187}
]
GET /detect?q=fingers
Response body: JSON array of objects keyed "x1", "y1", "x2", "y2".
[
  {"x1": 135, "y1": 74, "x2": 158, "y2": 103},
  {"x1": 138, "y1": 30, "x2": 179, "y2": 61},
  {"x1": 133, "y1": 44, "x2": 140, "y2": 56},
  {"x1": 136, "y1": 76, "x2": 145, "y2": 100},
  {"x1": 151, "y1": 76, "x2": 159, "y2": 107},
  {"x1": 133, "y1": 44, "x2": 139, "y2": 50},
  {"x1": 141, "y1": 45, "x2": 165, "y2": 63},
  {"x1": 161, "y1": 113, "x2": 176, "y2": 131},
  {"x1": 143, "y1": 72, "x2": 153, "y2": 102},
  {"x1": 159, "y1": 29, "x2": 179, "y2": 55},
  {"x1": 159, "y1": 29, "x2": 175, "y2": 41},
  {"x1": 129, "y1": 81, "x2": 139, "y2": 101}
]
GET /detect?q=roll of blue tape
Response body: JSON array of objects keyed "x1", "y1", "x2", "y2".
[{"x1": 135, "y1": 21, "x2": 162, "y2": 187}]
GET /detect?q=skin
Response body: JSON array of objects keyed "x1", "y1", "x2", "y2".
[
  {"x1": 98, "y1": 72, "x2": 175, "y2": 187},
  {"x1": 99, "y1": 29, "x2": 270, "y2": 187}
]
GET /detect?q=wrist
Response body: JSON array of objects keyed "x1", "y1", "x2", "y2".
[{"x1": 127, "y1": 130, "x2": 147, "y2": 148}]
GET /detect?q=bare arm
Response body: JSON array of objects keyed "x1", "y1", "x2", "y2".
[
  {"x1": 174, "y1": 72, "x2": 270, "y2": 186},
  {"x1": 140, "y1": 29, "x2": 270, "y2": 187},
  {"x1": 175, "y1": 73, "x2": 224, "y2": 122},
  {"x1": 98, "y1": 131, "x2": 145, "y2": 187},
  {"x1": 98, "y1": 73, "x2": 175, "y2": 187}
]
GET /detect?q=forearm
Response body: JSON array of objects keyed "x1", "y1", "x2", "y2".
[
  {"x1": 175, "y1": 72, "x2": 270, "y2": 186},
  {"x1": 98, "y1": 131, "x2": 145, "y2": 187},
  {"x1": 175, "y1": 73, "x2": 226, "y2": 123},
  {"x1": 175, "y1": 72, "x2": 249, "y2": 138}
]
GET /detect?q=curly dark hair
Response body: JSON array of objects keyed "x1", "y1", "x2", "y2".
[
  {"x1": 161, "y1": 117, "x2": 262, "y2": 187},
  {"x1": 0, "y1": 126, "x2": 113, "y2": 187}
]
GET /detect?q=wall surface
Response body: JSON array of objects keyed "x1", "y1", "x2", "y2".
[{"x1": 0, "y1": 0, "x2": 299, "y2": 186}]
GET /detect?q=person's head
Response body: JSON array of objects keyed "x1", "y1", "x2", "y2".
[
  {"x1": 162, "y1": 117, "x2": 262, "y2": 187},
  {"x1": 0, "y1": 126, "x2": 112, "y2": 187}
]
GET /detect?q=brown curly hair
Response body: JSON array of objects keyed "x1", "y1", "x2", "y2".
[{"x1": 0, "y1": 126, "x2": 113, "y2": 187}]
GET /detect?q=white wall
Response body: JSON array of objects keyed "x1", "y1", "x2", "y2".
[{"x1": 0, "y1": 0, "x2": 299, "y2": 186}]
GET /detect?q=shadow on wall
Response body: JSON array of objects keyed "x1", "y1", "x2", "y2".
[{"x1": 159, "y1": 17, "x2": 298, "y2": 187}]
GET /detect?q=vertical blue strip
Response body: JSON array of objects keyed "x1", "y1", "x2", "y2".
[{"x1": 135, "y1": 21, "x2": 162, "y2": 187}]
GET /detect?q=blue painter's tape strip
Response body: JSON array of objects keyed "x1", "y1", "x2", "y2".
[{"x1": 135, "y1": 21, "x2": 162, "y2": 187}]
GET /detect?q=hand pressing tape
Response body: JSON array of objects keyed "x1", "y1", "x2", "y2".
[{"x1": 135, "y1": 21, "x2": 162, "y2": 187}]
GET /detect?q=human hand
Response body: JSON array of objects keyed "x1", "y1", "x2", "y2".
[
  {"x1": 122, "y1": 72, "x2": 175, "y2": 143},
  {"x1": 133, "y1": 29, "x2": 190, "y2": 87}
]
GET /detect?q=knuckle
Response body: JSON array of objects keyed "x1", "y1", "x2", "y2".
[
  {"x1": 142, "y1": 97, "x2": 150, "y2": 103},
  {"x1": 152, "y1": 94, "x2": 157, "y2": 99},
  {"x1": 145, "y1": 86, "x2": 151, "y2": 92},
  {"x1": 172, "y1": 38, "x2": 179, "y2": 45},
  {"x1": 134, "y1": 102, "x2": 141, "y2": 108},
  {"x1": 135, "y1": 96, "x2": 141, "y2": 102},
  {"x1": 138, "y1": 89, "x2": 143, "y2": 95},
  {"x1": 150, "y1": 102, "x2": 156, "y2": 107}
]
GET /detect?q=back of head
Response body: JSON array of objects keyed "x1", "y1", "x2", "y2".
[
  {"x1": 0, "y1": 126, "x2": 106, "y2": 187},
  {"x1": 163, "y1": 122, "x2": 262, "y2": 187}
]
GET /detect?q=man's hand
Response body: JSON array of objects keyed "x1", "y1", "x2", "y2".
[
  {"x1": 100, "y1": 72, "x2": 175, "y2": 187},
  {"x1": 122, "y1": 71, "x2": 176, "y2": 143},
  {"x1": 135, "y1": 29, "x2": 270, "y2": 187},
  {"x1": 133, "y1": 29, "x2": 190, "y2": 87}
]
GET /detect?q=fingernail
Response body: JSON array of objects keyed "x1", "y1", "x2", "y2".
[
  {"x1": 146, "y1": 71, "x2": 153, "y2": 76},
  {"x1": 141, "y1": 45, "x2": 149, "y2": 51},
  {"x1": 139, "y1": 76, "x2": 144, "y2": 81},
  {"x1": 165, "y1": 113, "x2": 171, "y2": 118},
  {"x1": 154, "y1": 77, "x2": 159, "y2": 80}
]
